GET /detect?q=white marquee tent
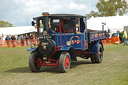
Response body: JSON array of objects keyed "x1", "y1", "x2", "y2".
[
  {"x1": 0, "y1": 26, "x2": 37, "y2": 40},
  {"x1": 87, "y1": 15, "x2": 128, "y2": 33}
]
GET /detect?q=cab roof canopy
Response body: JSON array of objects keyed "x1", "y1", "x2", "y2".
[{"x1": 33, "y1": 14, "x2": 86, "y2": 20}]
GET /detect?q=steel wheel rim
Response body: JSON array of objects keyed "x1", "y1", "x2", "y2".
[
  {"x1": 65, "y1": 57, "x2": 69, "y2": 69},
  {"x1": 35, "y1": 58, "x2": 40, "y2": 68},
  {"x1": 99, "y1": 48, "x2": 102, "y2": 61}
]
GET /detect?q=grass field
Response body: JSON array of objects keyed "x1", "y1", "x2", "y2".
[{"x1": 0, "y1": 45, "x2": 128, "y2": 85}]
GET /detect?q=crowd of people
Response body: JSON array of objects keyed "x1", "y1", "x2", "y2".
[
  {"x1": 106, "y1": 29, "x2": 128, "y2": 45},
  {"x1": 0, "y1": 33, "x2": 37, "y2": 47},
  {"x1": 0, "y1": 30, "x2": 128, "y2": 47}
]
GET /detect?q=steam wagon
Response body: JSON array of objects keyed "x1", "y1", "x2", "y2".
[{"x1": 27, "y1": 12, "x2": 106, "y2": 73}]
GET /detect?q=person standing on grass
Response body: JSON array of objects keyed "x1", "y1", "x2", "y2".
[
  {"x1": 29, "y1": 33, "x2": 33, "y2": 44},
  {"x1": 11, "y1": 35, "x2": 16, "y2": 47},
  {"x1": 123, "y1": 30, "x2": 128, "y2": 45},
  {"x1": 117, "y1": 30, "x2": 123, "y2": 43},
  {"x1": 0, "y1": 35, "x2": 2, "y2": 47},
  {"x1": 25, "y1": 34, "x2": 29, "y2": 46},
  {"x1": 20, "y1": 35, "x2": 25, "y2": 47},
  {"x1": 30, "y1": 34, "x2": 36, "y2": 45},
  {"x1": 5, "y1": 35, "x2": 11, "y2": 47}
]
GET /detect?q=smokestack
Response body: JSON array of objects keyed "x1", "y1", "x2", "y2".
[{"x1": 42, "y1": 12, "x2": 49, "y2": 36}]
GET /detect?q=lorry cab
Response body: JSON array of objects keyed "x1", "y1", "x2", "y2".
[
  {"x1": 28, "y1": 12, "x2": 106, "y2": 73},
  {"x1": 32, "y1": 13, "x2": 88, "y2": 50}
]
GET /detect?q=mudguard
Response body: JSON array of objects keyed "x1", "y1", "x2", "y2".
[
  {"x1": 89, "y1": 41, "x2": 100, "y2": 54},
  {"x1": 60, "y1": 46, "x2": 71, "y2": 51},
  {"x1": 27, "y1": 47, "x2": 37, "y2": 52},
  {"x1": 60, "y1": 46, "x2": 77, "y2": 61}
]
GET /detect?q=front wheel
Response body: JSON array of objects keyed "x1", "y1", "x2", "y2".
[
  {"x1": 59, "y1": 52, "x2": 71, "y2": 73},
  {"x1": 29, "y1": 51, "x2": 41, "y2": 72}
]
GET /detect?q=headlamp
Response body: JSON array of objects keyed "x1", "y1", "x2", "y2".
[{"x1": 66, "y1": 41, "x2": 71, "y2": 46}]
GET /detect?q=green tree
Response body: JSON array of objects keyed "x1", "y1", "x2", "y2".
[
  {"x1": 96, "y1": 0, "x2": 128, "y2": 16},
  {"x1": 86, "y1": 11, "x2": 99, "y2": 19},
  {"x1": 86, "y1": 0, "x2": 128, "y2": 18},
  {"x1": 0, "y1": 20, "x2": 13, "y2": 27}
]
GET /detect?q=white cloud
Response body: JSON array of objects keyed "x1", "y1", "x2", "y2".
[
  {"x1": 0, "y1": 0, "x2": 99, "y2": 26},
  {"x1": 69, "y1": 2, "x2": 86, "y2": 10},
  {"x1": 24, "y1": 0, "x2": 89, "y2": 16}
]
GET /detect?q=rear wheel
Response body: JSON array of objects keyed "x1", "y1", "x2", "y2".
[
  {"x1": 29, "y1": 51, "x2": 42, "y2": 72},
  {"x1": 91, "y1": 44, "x2": 103, "y2": 63},
  {"x1": 90, "y1": 54, "x2": 95, "y2": 63},
  {"x1": 59, "y1": 52, "x2": 71, "y2": 73}
]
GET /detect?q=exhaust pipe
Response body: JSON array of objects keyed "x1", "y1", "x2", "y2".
[{"x1": 42, "y1": 12, "x2": 49, "y2": 36}]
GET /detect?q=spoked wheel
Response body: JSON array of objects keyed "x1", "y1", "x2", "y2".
[
  {"x1": 91, "y1": 44, "x2": 103, "y2": 63},
  {"x1": 59, "y1": 52, "x2": 71, "y2": 73},
  {"x1": 29, "y1": 51, "x2": 42, "y2": 72}
]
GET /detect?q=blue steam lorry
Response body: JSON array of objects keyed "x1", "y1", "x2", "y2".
[{"x1": 27, "y1": 12, "x2": 107, "y2": 73}]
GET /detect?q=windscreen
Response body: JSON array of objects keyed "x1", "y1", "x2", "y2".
[
  {"x1": 51, "y1": 19, "x2": 59, "y2": 29},
  {"x1": 63, "y1": 19, "x2": 75, "y2": 28}
]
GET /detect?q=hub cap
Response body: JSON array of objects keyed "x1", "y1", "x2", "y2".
[{"x1": 65, "y1": 57, "x2": 69, "y2": 69}]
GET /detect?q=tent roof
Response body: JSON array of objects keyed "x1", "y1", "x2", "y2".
[
  {"x1": 0, "y1": 26, "x2": 37, "y2": 35},
  {"x1": 87, "y1": 15, "x2": 128, "y2": 31}
]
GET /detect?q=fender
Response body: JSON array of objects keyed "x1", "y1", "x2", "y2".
[
  {"x1": 27, "y1": 47, "x2": 37, "y2": 52},
  {"x1": 89, "y1": 41, "x2": 100, "y2": 54},
  {"x1": 60, "y1": 46, "x2": 71, "y2": 51},
  {"x1": 60, "y1": 46, "x2": 77, "y2": 61},
  {"x1": 99, "y1": 42, "x2": 104, "y2": 51}
]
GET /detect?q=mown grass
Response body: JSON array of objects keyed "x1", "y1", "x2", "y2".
[
  {"x1": 0, "y1": 45, "x2": 128, "y2": 85},
  {"x1": 0, "y1": 47, "x2": 29, "y2": 71}
]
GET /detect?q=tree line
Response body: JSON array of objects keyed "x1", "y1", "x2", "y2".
[
  {"x1": 0, "y1": 20, "x2": 13, "y2": 27},
  {"x1": 86, "y1": 0, "x2": 128, "y2": 19}
]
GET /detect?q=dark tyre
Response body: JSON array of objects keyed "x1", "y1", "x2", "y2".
[
  {"x1": 90, "y1": 54, "x2": 95, "y2": 63},
  {"x1": 59, "y1": 52, "x2": 71, "y2": 73},
  {"x1": 29, "y1": 51, "x2": 41, "y2": 72},
  {"x1": 91, "y1": 44, "x2": 103, "y2": 63},
  {"x1": 95, "y1": 44, "x2": 103, "y2": 63}
]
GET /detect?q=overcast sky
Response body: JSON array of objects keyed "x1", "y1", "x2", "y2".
[{"x1": 0, "y1": 0, "x2": 127, "y2": 26}]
